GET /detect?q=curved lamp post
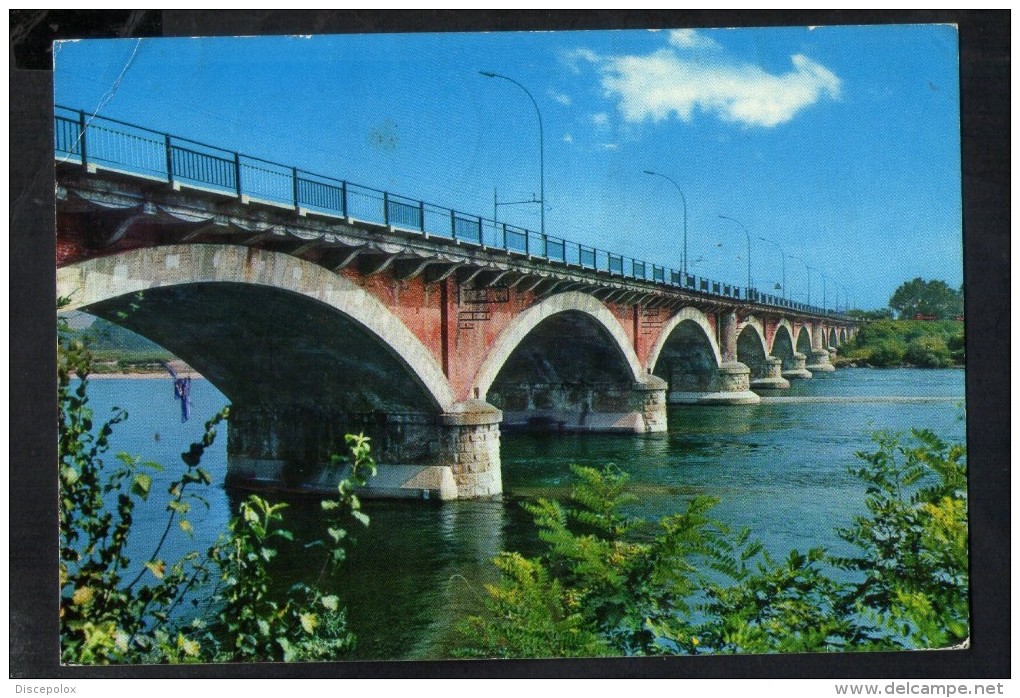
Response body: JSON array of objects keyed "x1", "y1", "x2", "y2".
[
  {"x1": 718, "y1": 214, "x2": 752, "y2": 292},
  {"x1": 758, "y1": 235, "x2": 787, "y2": 300},
  {"x1": 479, "y1": 71, "x2": 545, "y2": 236},
  {"x1": 643, "y1": 170, "x2": 688, "y2": 279}
]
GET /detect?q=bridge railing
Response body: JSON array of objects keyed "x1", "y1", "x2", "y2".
[{"x1": 54, "y1": 105, "x2": 851, "y2": 320}]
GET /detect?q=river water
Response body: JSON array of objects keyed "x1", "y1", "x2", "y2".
[{"x1": 80, "y1": 368, "x2": 965, "y2": 661}]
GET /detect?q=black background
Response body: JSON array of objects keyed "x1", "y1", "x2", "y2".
[{"x1": 10, "y1": 10, "x2": 1009, "y2": 679}]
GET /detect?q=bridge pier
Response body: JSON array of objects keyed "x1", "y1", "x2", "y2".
[
  {"x1": 490, "y1": 376, "x2": 667, "y2": 434},
  {"x1": 438, "y1": 400, "x2": 503, "y2": 499},
  {"x1": 749, "y1": 356, "x2": 792, "y2": 390},
  {"x1": 225, "y1": 400, "x2": 503, "y2": 501},
  {"x1": 781, "y1": 352, "x2": 813, "y2": 380},
  {"x1": 806, "y1": 323, "x2": 836, "y2": 373}
]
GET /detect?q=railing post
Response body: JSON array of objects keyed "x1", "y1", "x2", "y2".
[
  {"x1": 78, "y1": 110, "x2": 89, "y2": 169},
  {"x1": 162, "y1": 134, "x2": 172, "y2": 185},
  {"x1": 478, "y1": 215, "x2": 483, "y2": 245},
  {"x1": 419, "y1": 201, "x2": 425, "y2": 232},
  {"x1": 292, "y1": 167, "x2": 300, "y2": 210},
  {"x1": 383, "y1": 192, "x2": 390, "y2": 226},
  {"x1": 525, "y1": 229, "x2": 530, "y2": 256},
  {"x1": 450, "y1": 209, "x2": 457, "y2": 240},
  {"x1": 542, "y1": 233, "x2": 548, "y2": 259},
  {"x1": 233, "y1": 152, "x2": 242, "y2": 198},
  {"x1": 502, "y1": 222, "x2": 508, "y2": 251},
  {"x1": 341, "y1": 181, "x2": 348, "y2": 218}
]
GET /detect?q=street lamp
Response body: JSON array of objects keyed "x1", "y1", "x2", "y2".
[
  {"x1": 757, "y1": 235, "x2": 787, "y2": 300},
  {"x1": 479, "y1": 71, "x2": 545, "y2": 236},
  {"x1": 493, "y1": 188, "x2": 540, "y2": 226},
  {"x1": 718, "y1": 214, "x2": 752, "y2": 292},
  {"x1": 643, "y1": 170, "x2": 689, "y2": 279},
  {"x1": 790, "y1": 255, "x2": 813, "y2": 306}
]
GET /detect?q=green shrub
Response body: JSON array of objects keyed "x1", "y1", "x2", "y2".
[
  {"x1": 904, "y1": 336, "x2": 952, "y2": 368},
  {"x1": 868, "y1": 338, "x2": 907, "y2": 366},
  {"x1": 947, "y1": 332, "x2": 966, "y2": 365},
  {"x1": 456, "y1": 431, "x2": 968, "y2": 657},
  {"x1": 58, "y1": 302, "x2": 375, "y2": 664}
]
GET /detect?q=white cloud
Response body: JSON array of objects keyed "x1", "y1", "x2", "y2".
[
  {"x1": 563, "y1": 133, "x2": 574, "y2": 143},
  {"x1": 600, "y1": 49, "x2": 841, "y2": 127},
  {"x1": 598, "y1": 143, "x2": 619, "y2": 151},
  {"x1": 562, "y1": 47, "x2": 600, "y2": 73},
  {"x1": 591, "y1": 112, "x2": 609, "y2": 127},
  {"x1": 549, "y1": 89, "x2": 572, "y2": 106},
  {"x1": 667, "y1": 29, "x2": 720, "y2": 51}
]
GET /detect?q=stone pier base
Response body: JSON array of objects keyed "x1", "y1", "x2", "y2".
[
  {"x1": 491, "y1": 377, "x2": 667, "y2": 434},
  {"x1": 750, "y1": 356, "x2": 792, "y2": 390},
  {"x1": 668, "y1": 362, "x2": 761, "y2": 405},
  {"x1": 806, "y1": 349, "x2": 837, "y2": 373},
  {"x1": 438, "y1": 400, "x2": 503, "y2": 499},
  {"x1": 225, "y1": 400, "x2": 503, "y2": 501},
  {"x1": 782, "y1": 352, "x2": 813, "y2": 380}
]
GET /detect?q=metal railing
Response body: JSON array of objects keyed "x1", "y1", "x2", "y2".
[{"x1": 54, "y1": 105, "x2": 850, "y2": 320}]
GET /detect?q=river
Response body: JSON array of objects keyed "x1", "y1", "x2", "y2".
[{"x1": 78, "y1": 368, "x2": 965, "y2": 661}]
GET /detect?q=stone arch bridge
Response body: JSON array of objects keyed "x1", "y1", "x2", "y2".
[{"x1": 55, "y1": 139, "x2": 855, "y2": 500}]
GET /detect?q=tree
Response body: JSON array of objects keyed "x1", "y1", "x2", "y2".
[
  {"x1": 888, "y1": 278, "x2": 963, "y2": 320},
  {"x1": 847, "y1": 308, "x2": 894, "y2": 321}
]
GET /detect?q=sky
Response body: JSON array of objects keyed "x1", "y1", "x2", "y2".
[{"x1": 53, "y1": 24, "x2": 963, "y2": 310}]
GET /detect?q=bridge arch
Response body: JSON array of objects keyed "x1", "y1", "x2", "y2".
[
  {"x1": 647, "y1": 307, "x2": 722, "y2": 394},
  {"x1": 828, "y1": 327, "x2": 839, "y2": 348},
  {"x1": 473, "y1": 291, "x2": 643, "y2": 399},
  {"x1": 795, "y1": 323, "x2": 813, "y2": 354},
  {"x1": 57, "y1": 244, "x2": 456, "y2": 411},
  {"x1": 647, "y1": 307, "x2": 722, "y2": 373},
  {"x1": 736, "y1": 316, "x2": 769, "y2": 379},
  {"x1": 771, "y1": 321, "x2": 796, "y2": 363}
]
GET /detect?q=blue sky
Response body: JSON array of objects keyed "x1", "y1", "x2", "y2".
[{"x1": 53, "y1": 24, "x2": 963, "y2": 310}]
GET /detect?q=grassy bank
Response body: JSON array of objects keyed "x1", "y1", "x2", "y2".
[
  {"x1": 835, "y1": 319, "x2": 964, "y2": 368},
  {"x1": 62, "y1": 316, "x2": 177, "y2": 373}
]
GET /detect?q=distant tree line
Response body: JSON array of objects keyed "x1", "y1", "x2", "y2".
[{"x1": 838, "y1": 278, "x2": 964, "y2": 368}]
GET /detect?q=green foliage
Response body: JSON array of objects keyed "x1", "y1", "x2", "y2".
[
  {"x1": 946, "y1": 331, "x2": 966, "y2": 365},
  {"x1": 458, "y1": 465, "x2": 761, "y2": 657},
  {"x1": 888, "y1": 278, "x2": 963, "y2": 320},
  {"x1": 455, "y1": 552, "x2": 611, "y2": 659},
  {"x1": 836, "y1": 320, "x2": 964, "y2": 367},
  {"x1": 847, "y1": 308, "x2": 894, "y2": 321},
  {"x1": 457, "y1": 432, "x2": 969, "y2": 658},
  {"x1": 696, "y1": 547, "x2": 855, "y2": 654},
  {"x1": 904, "y1": 335, "x2": 952, "y2": 368},
  {"x1": 868, "y1": 338, "x2": 908, "y2": 366},
  {"x1": 58, "y1": 303, "x2": 376, "y2": 664},
  {"x1": 832, "y1": 429, "x2": 969, "y2": 648},
  {"x1": 61, "y1": 314, "x2": 175, "y2": 372}
]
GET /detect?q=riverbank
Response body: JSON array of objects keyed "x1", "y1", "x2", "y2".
[{"x1": 836, "y1": 319, "x2": 964, "y2": 368}]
